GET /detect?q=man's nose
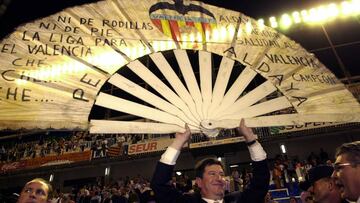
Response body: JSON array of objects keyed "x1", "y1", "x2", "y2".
[
  {"x1": 215, "y1": 174, "x2": 224, "y2": 181},
  {"x1": 331, "y1": 171, "x2": 338, "y2": 178},
  {"x1": 29, "y1": 191, "x2": 36, "y2": 198}
]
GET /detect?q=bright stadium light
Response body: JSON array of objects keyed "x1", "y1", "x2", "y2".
[
  {"x1": 261, "y1": 1, "x2": 360, "y2": 30},
  {"x1": 257, "y1": 18, "x2": 265, "y2": 31},
  {"x1": 280, "y1": 13, "x2": 292, "y2": 29},
  {"x1": 269, "y1": 16, "x2": 278, "y2": 28},
  {"x1": 327, "y1": 3, "x2": 340, "y2": 18},
  {"x1": 317, "y1": 6, "x2": 328, "y2": 21},
  {"x1": 353, "y1": 0, "x2": 360, "y2": 13},
  {"x1": 341, "y1": 1, "x2": 353, "y2": 15},
  {"x1": 292, "y1": 11, "x2": 302, "y2": 23},
  {"x1": 308, "y1": 8, "x2": 319, "y2": 23},
  {"x1": 301, "y1": 9, "x2": 310, "y2": 23},
  {"x1": 245, "y1": 21, "x2": 253, "y2": 34}
]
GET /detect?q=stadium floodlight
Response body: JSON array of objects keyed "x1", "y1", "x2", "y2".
[
  {"x1": 245, "y1": 21, "x2": 253, "y2": 34},
  {"x1": 317, "y1": 6, "x2": 328, "y2": 22},
  {"x1": 280, "y1": 13, "x2": 292, "y2": 29},
  {"x1": 269, "y1": 16, "x2": 278, "y2": 28},
  {"x1": 341, "y1": 1, "x2": 353, "y2": 15},
  {"x1": 300, "y1": 9, "x2": 310, "y2": 23},
  {"x1": 292, "y1": 11, "x2": 302, "y2": 23},
  {"x1": 327, "y1": 3, "x2": 340, "y2": 18},
  {"x1": 262, "y1": 0, "x2": 360, "y2": 30},
  {"x1": 308, "y1": 8, "x2": 320, "y2": 23},
  {"x1": 353, "y1": 0, "x2": 360, "y2": 13},
  {"x1": 257, "y1": 18, "x2": 265, "y2": 31}
]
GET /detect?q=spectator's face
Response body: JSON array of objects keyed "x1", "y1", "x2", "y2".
[
  {"x1": 17, "y1": 181, "x2": 49, "y2": 203},
  {"x1": 332, "y1": 154, "x2": 360, "y2": 201},
  {"x1": 196, "y1": 164, "x2": 225, "y2": 200},
  {"x1": 300, "y1": 191, "x2": 313, "y2": 203},
  {"x1": 308, "y1": 178, "x2": 330, "y2": 202},
  {"x1": 264, "y1": 192, "x2": 272, "y2": 202},
  {"x1": 289, "y1": 197, "x2": 297, "y2": 203}
]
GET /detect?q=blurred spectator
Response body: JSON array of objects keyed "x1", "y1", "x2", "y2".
[
  {"x1": 299, "y1": 165, "x2": 345, "y2": 203},
  {"x1": 300, "y1": 191, "x2": 314, "y2": 203},
  {"x1": 319, "y1": 148, "x2": 329, "y2": 164},
  {"x1": 289, "y1": 196, "x2": 297, "y2": 203},
  {"x1": 17, "y1": 178, "x2": 53, "y2": 203},
  {"x1": 331, "y1": 141, "x2": 360, "y2": 203},
  {"x1": 264, "y1": 192, "x2": 278, "y2": 203}
]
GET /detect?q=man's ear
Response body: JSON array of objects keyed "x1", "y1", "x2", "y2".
[
  {"x1": 195, "y1": 177, "x2": 203, "y2": 188},
  {"x1": 328, "y1": 179, "x2": 336, "y2": 191}
]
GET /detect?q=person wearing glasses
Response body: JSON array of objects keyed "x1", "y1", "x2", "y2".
[
  {"x1": 331, "y1": 141, "x2": 360, "y2": 203},
  {"x1": 151, "y1": 119, "x2": 270, "y2": 203},
  {"x1": 299, "y1": 165, "x2": 347, "y2": 203},
  {"x1": 17, "y1": 178, "x2": 53, "y2": 203}
]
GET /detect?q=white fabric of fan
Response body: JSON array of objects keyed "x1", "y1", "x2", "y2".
[{"x1": 0, "y1": 0, "x2": 359, "y2": 137}]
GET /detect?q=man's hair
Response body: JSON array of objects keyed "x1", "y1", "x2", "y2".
[
  {"x1": 195, "y1": 158, "x2": 224, "y2": 178},
  {"x1": 335, "y1": 141, "x2": 360, "y2": 164},
  {"x1": 25, "y1": 178, "x2": 53, "y2": 199}
]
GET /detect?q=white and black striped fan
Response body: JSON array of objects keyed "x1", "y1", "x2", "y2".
[{"x1": 90, "y1": 49, "x2": 294, "y2": 137}]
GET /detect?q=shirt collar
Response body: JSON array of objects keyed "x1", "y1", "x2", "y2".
[{"x1": 202, "y1": 197, "x2": 224, "y2": 203}]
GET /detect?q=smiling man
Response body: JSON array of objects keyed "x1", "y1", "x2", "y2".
[
  {"x1": 17, "y1": 178, "x2": 53, "y2": 203},
  {"x1": 151, "y1": 119, "x2": 270, "y2": 203},
  {"x1": 331, "y1": 141, "x2": 360, "y2": 203}
]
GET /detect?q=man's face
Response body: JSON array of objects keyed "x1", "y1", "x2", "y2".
[
  {"x1": 332, "y1": 154, "x2": 360, "y2": 201},
  {"x1": 196, "y1": 164, "x2": 225, "y2": 200},
  {"x1": 17, "y1": 181, "x2": 49, "y2": 203},
  {"x1": 308, "y1": 178, "x2": 331, "y2": 202}
]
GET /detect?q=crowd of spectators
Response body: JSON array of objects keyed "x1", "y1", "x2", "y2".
[
  {"x1": 269, "y1": 149, "x2": 331, "y2": 190},
  {"x1": 46, "y1": 147, "x2": 332, "y2": 203},
  {"x1": 0, "y1": 130, "x2": 336, "y2": 203},
  {"x1": 50, "y1": 175, "x2": 156, "y2": 203},
  {"x1": 0, "y1": 132, "x2": 169, "y2": 163},
  {"x1": 0, "y1": 129, "x2": 246, "y2": 164}
]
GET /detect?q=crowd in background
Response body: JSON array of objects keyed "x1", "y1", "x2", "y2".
[
  {"x1": 0, "y1": 131, "x2": 337, "y2": 203},
  {"x1": 44, "y1": 149, "x2": 332, "y2": 203},
  {"x1": 0, "y1": 129, "x2": 244, "y2": 163},
  {"x1": 50, "y1": 175, "x2": 156, "y2": 203}
]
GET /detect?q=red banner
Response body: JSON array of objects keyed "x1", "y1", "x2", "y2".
[
  {"x1": 0, "y1": 150, "x2": 91, "y2": 173},
  {"x1": 0, "y1": 161, "x2": 26, "y2": 173},
  {"x1": 27, "y1": 151, "x2": 91, "y2": 168}
]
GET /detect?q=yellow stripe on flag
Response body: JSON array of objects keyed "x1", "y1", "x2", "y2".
[
  {"x1": 194, "y1": 22, "x2": 205, "y2": 42},
  {"x1": 161, "y1": 19, "x2": 172, "y2": 38},
  {"x1": 177, "y1": 20, "x2": 186, "y2": 28}
]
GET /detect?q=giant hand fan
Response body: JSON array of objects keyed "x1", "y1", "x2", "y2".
[{"x1": 0, "y1": 0, "x2": 359, "y2": 137}]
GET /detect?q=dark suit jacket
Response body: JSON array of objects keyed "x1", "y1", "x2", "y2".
[{"x1": 151, "y1": 160, "x2": 270, "y2": 203}]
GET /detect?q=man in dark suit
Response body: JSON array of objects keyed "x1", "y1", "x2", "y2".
[{"x1": 151, "y1": 119, "x2": 270, "y2": 203}]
